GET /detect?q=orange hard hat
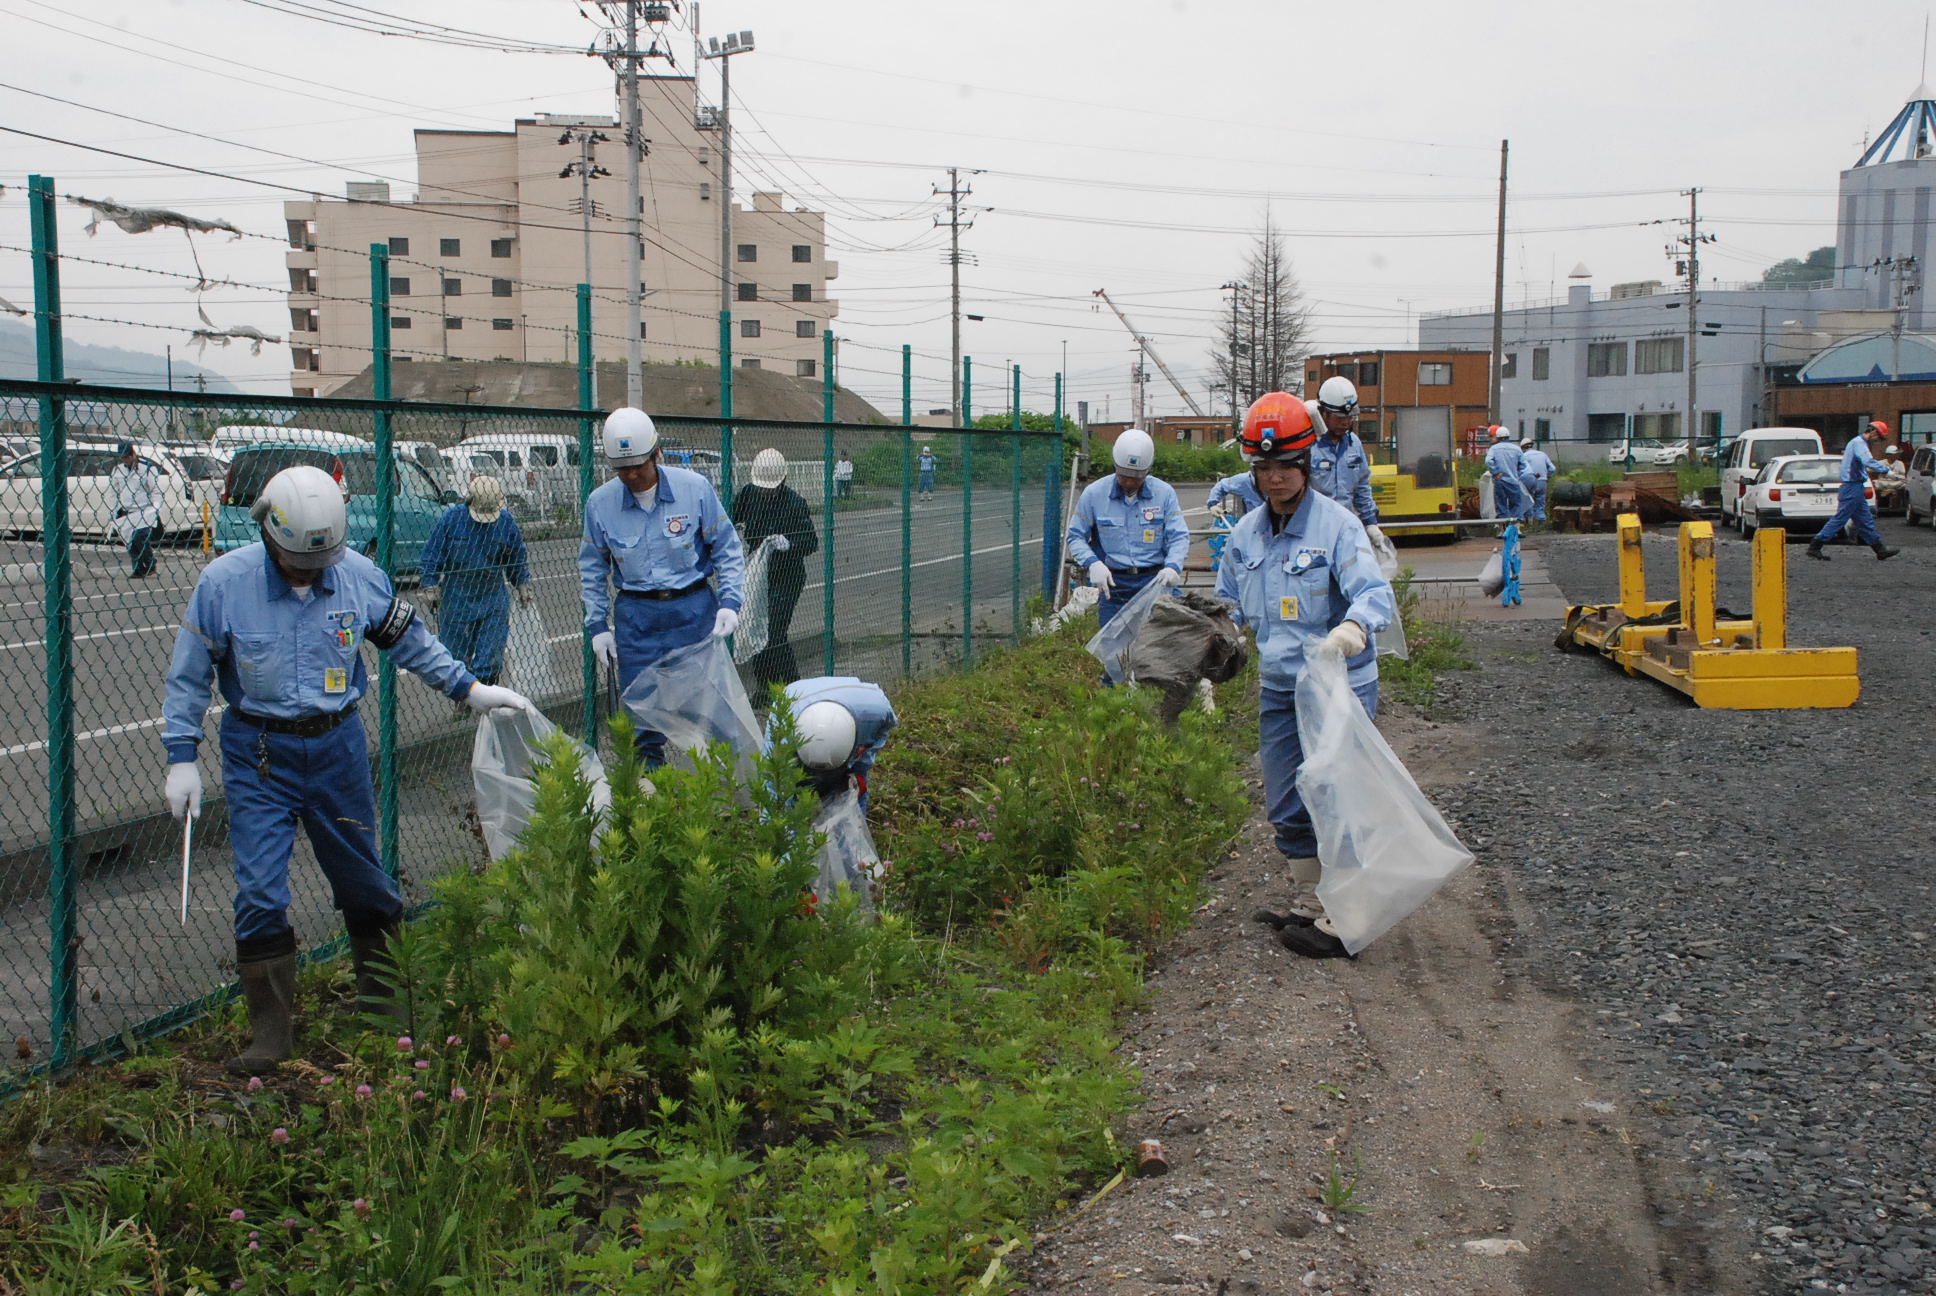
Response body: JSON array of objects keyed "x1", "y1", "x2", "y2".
[
  {"x1": 1869, "y1": 419, "x2": 1890, "y2": 435},
  {"x1": 1240, "y1": 392, "x2": 1318, "y2": 460}
]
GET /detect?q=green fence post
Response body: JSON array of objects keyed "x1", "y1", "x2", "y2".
[
  {"x1": 822, "y1": 330, "x2": 836, "y2": 675},
  {"x1": 31, "y1": 175, "x2": 76, "y2": 1069},
  {"x1": 900, "y1": 344, "x2": 912, "y2": 678},
  {"x1": 1010, "y1": 363, "x2": 1022, "y2": 646},
  {"x1": 368, "y1": 245, "x2": 398, "y2": 875},
  {"x1": 962, "y1": 356, "x2": 973, "y2": 666},
  {"x1": 578, "y1": 284, "x2": 597, "y2": 746},
  {"x1": 1043, "y1": 372, "x2": 1063, "y2": 599}
]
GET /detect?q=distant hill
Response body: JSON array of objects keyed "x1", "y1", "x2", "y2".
[{"x1": 0, "y1": 320, "x2": 239, "y2": 393}]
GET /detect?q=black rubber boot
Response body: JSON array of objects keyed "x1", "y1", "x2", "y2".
[
  {"x1": 226, "y1": 949, "x2": 297, "y2": 1076},
  {"x1": 1277, "y1": 923, "x2": 1353, "y2": 961},
  {"x1": 345, "y1": 912, "x2": 408, "y2": 1026},
  {"x1": 1805, "y1": 541, "x2": 1830, "y2": 561},
  {"x1": 1873, "y1": 542, "x2": 1900, "y2": 560},
  {"x1": 1253, "y1": 908, "x2": 1315, "y2": 931}
]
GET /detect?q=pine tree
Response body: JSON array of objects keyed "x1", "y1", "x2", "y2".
[{"x1": 1214, "y1": 214, "x2": 1313, "y2": 411}]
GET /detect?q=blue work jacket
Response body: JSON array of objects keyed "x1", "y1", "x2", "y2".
[
  {"x1": 162, "y1": 545, "x2": 476, "y2": 763},
  {"x1": 1484, "y1": 440, "x2": 1524, "y2": 482},
  {"x1": 775, "y1": 676, "x2": 898, "y2": 775},
  {"x1": 1840, "y1": 436, "x2": 1885, "y2": 483},
  {"x1": 420, "y1": 506, "x2": 530, "y2": 607},
  {"x1": 1520, "y1": 448, "x2": 1556, "y2": 483},
  {"x1": 1311, "y1": 431, "x2": 1378, "y2": 527},
  {"x1": 1214, "y1": 488, "x2": 1393, "y2": 692},
  {"x1": 1066, "y1": 475, "x2": 1191, "y2": 572},
  {"x1": 1205, "y1": 471, "x2": 1265, "y2": 516},
  {"x1": 578, "y1": 465, "x2": 747, "y2": 635}
]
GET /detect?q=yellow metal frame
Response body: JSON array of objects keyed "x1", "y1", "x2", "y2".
[
  {"x1": 1369, "y1": 462, "x2": 1457, "y2": 537},
  {"x1": 1560, "y1": 514, "x2": 1858, "y2": 709}
]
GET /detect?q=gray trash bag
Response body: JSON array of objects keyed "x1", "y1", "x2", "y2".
[
  {"x1": 1085, "y1": 576, "x2": 1171, "y2": 685},
  {"x1": 809, "y1": 787, "x2": 879, "y2": 915},
  {"x1": 1123, "y1": 589, "x2": 1248, "y2": 723},
  {"x1": 471, "y1": 708, "x2": 609, "y2": 862},
  {"x1": 1295, "y1": 644, "x2": 1473, "y2": 954},
  {"x1": 620, "y1": 636, "x2": 764, "y2": 779},
  {"x1": 1477, "y1": 549, "x2": 1505, "y2": 597},
  {"x1": 732, "y1": 537, "x2": 778, "y2": 666},
  {"x1": 1367, "y1": 530, "x2": 1409, "y2": 661}
]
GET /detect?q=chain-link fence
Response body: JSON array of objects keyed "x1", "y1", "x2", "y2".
[{"x1": 0, "y1": 377, "x2": 1065, "y2": 1078}]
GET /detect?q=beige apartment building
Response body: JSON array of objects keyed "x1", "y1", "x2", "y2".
[{"x1": 283, "y1": 75, "x2": 838, "y2": 397}]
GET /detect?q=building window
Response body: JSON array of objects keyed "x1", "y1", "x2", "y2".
[
  {"x1": 1500, "y1": 352, "x2": 1517, "y2": 379},
  {"x1": 1306, "y1": 369, "x2": 1319, "y2": 385},
  {"x1": 1334, "y1": 362, "x2": 1358, "y2": 381},
  {"x1": 699, "y1": 182, "x2": 711, "y2": 201},
  {"x1": 741, "y1": 357, "x2": 761, "y2": 369},
  {"x1": 289, "y1": 308, "x2": 318, "y2": 332},
  {"x1": 388, "y1": 236, "x2": 409, "y2": 255},
  {"x1": 737, "y1": 243, "x2": 757, "y2": 262},
  {"x1": 1418, "y1": 362, "x2": 1452, "y2": 385},
  {"x1": 796, "y1": 320, "x2": 816, "y2": 338},
  {"x1": 1701, "y1": 410, "x2": 1722, "y2": 439},
  {"x1": 492, "y1": 318, "x2": 514, "y2": 331},
  {"x1": 1634, "y1": 412, "x2": 1681, "y2": 440},
  {"x1": 1534, "y1": 417, "x2": 1552, "y2": 440},
  {"x1": 391, "y1": 315, "x2": 412, "y2": 329},
  {"x1": 1532, "y1": 347, "x2": 1550, "y2": 381},
  {"x1": 1587, "y1": 412, "x2": 1626, "y2": 442},
  {"x1": 491, "y1": 278, "x2": 512, "y2": 298},
  {"x1": 1357, "y1": 361, "x2": 1379, "y2": 386},
  {"x1": 442, "y1": 278, "x2": 461, "y2": 296},
  {"x1": 290, "y1": 346, "x2": 316, "y2": 371},
  {"x1": 741, "y1": 319, "x2": 761, "y2": 338},
  {"x1": 490, "y1": 238, "x2": 512, "y2": 258},
  {"x1": 389, "y1": 277, "x2": 411, "y2": 296},
  {"x1": 792, "y1": 245, "x2": 811, "y2": 263},
  {"x1": 737, "y1": 282, "x2": 758, "y2": 302},
  {"x1": 1587, "y1": 342, "x2": 1628, "y2": 377},
  {"x1": 797, "y1": 359, "x2": 816, "y2": 378},
  {"x1": 792, "y1": 283, "x2": 812, "y2": 302},
  {"x1": 439, "y1": 238, "x2": 460, "y2": 257},
  {"x1": 1635, "y1": 336, "x2": 1685, "y2": 375},
  {"x1": 445, "y1": 317, "x2": 462, "y2": 330}
]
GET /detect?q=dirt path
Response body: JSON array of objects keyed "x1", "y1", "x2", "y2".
[{"x1": 1022, "y1": 706, "x2": 1755, "y2": 1296}]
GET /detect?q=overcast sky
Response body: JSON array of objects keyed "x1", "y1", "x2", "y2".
[{"x1": 0, "y1": 0, "x2": 1924, "y2": 417}]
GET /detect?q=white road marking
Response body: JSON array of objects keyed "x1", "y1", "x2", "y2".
[{"x1": 0, "y1": 623, "x2": 174, "y2": 653}]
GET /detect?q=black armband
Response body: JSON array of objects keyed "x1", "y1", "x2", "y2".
[{"x1": 367, "y1": 597, "x2": 417, "y2": 650}]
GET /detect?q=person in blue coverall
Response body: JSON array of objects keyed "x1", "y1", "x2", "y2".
[
  {"x1": 1307, "y1": 377, "x2": 1385, "y2": 544},
  {"x1": 160, "y1": 465, "x2": 535, "y2": 1075},
  {"x1": 581, "y1": 407, "x2": 747, "y2": 767},
  {"x1": 1215, "y1": 392, "x2": 1395, "y2": 962},
  {"x1": 1205, "y1": 470, "x2": 1265, "y2": 519},
  {"x1": 774, "y1": 676, "x2": 898, "y2": 813},
  {"x1": 1485, "y1": 427, "x2": 1528, "y2": 521},
  {"x1": 917, "y1": 445, "x2": 938, "y2": 500},
  {"x1": 1808, "y1": 420, "x2": 1901, "y2": 562},
  {"x1": 1518, "y1": 438, "x2": 1556, "y2": 522},
  {"x1": 419, "y1": 474, "x2": 531, "y2": 697},
  {"x1": 1065, "y1": 428, "x2": 1190, "y2": 628}
]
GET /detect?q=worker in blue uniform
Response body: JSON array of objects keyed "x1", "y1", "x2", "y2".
[
  {"x1": 580, "y1": 407, "x2": 747, "y2": 767},
  {"x1": 161, "y1": 465, "x2": 535, "y2": 1075},
  {"x1": 1307, "y1": 377, "x2": 1384, "y2": 543},
  {"x1": 1216, "y1": 393, "x2": 1394, "y2": 962},
  {"x1": 775, "y1": 675, "x2": 898, "y2": 812},
  {"x1": 1485, "y1": 427, "x2": 1527, "y2": 521},
  {"x1": 1065, "y1": 428, "x2": 1190, "y2": 628},
  {"x1": 1808, "y1": 420, "x2": 1900, "y2": 562},
  {"x1": 1205, "y1": 470, "x2": 1265, "y2": 519},
  {"x1": 419, "y1": 474, "x2": 531, "y2": 698},
  {"x1": 1518, "y1": 438, "x2": 1556, "y2": 522},
  {"x1": 917, "y1": 445, "x2": 938, "y2": 500}
]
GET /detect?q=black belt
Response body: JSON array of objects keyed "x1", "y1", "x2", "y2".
[
  {"x1": 619, "y1": 579, "x2": 709, "y2": 602},
  {"x1": 1109, "y1": 564, "x2": 1162, "y2": 577},
  {"x1": 230, "y1": 704, "x2": 357, "y2": 738}
]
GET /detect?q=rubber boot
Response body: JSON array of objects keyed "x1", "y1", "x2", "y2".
[
  {"x1": 226, "y1": 952, "x2": 297, "y2": 1076},
  {"x1": 1805, "y1": 540, "x2": 1830, "y2": 561},
  {"x1": 1873, "y1": 541, "x2": 1900, "y2": 560},
  {"x1": 1254, "y1": 858, "x2": 1323, "y2": 931},
  {"x1": 346, "y1": 917, "x2": 408, "y2": 1026},
  {"x1": 1278, "y1": 920, "x2": 1353, "y2": 961}
]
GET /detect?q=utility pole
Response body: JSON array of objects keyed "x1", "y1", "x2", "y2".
[
  {"x1": 1669, "y1": 187, "x2": 1715, "y2": 457},
  {"x1": 701, "y1": 29, "x2": 755, "y2": 317},
  {"x1": 935, "y1": 167, "x2": 976, "y2": 426},
  {"x1": 622, "y1": 0, "x2": 643, "y2": 406},
  {"x1": 1488, "y1": 139, "x2": 1509, "y2": 427}
]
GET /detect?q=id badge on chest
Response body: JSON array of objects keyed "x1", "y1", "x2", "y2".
[
  {"x1": 1279, "y1": 595, "x2": 1298, "y2": 620},
  {"x1": 1143, "y1": 528, "x2": 1155, "y2": 543},
  {"x1": 324, "y1": 668, "x2": 348, "y2": 694}
]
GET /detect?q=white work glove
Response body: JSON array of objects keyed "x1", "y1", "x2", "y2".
[
  {"x1": 465, "y1": 681, "x2": 536, "y2": 715},
  {"x1": 591, "y1": 630, "x2": 617, "y2": 668},
  {"x1": 1155, "y1": 567, "x2": 1183, "y2": 588},
  {"x1": 771, "y1": 534, "x2": 791, "y2": 553},
  {"x1": 711, "y1": 607, "x2": 740, "y2": 639},
  {"x1": 164, "y1": 761, "x2": 202, "y2": 821},
  {"x1": 1087, "y1": 562, "x2": 1114, "y2": 597},
  {"x1": 516, "y1": 585, "x2": 534, "y2": 608},
  {"x1": 1366, "y1": 525, "x2": 1386, "y2": 546},
  {"x1": 420, "y1": 586, "x2": 440, "y2": 612},
  {"x1": 1325, "y1": 620, "x2": 1368, "y2": 658}
]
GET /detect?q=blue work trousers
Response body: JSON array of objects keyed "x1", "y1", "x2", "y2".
[
  {"x1": 127, "y1": 526, "x2": 157, "y2": 578},
  {"x1": 616, "y1": 584, "x2": 719, "y2": 767},
  {"x1": 439, "y1": 593, "x2": 510, "y2": 683},
  {"x1": 1813, "y1": 480, "x2": 1882, "y2": 546},
  {"x1": 1095, "y1": 568, "x2": 1158, "y2": 631},
  {"x1": 217, "y1": 711, "x2": 401, "y2": 943},
  {"x1": 1521, "y1": 477, "x2": 1548, "y2": 522},
  {"x1": 918, "y1": 470, "x2": 935, "y2": 495},
  {"x1": 1259, "y1": 679, "x2": 1379, "y2": 861},
  {"x1": 1492, "y1": 474, "x2": 1526, "y2": 522}
]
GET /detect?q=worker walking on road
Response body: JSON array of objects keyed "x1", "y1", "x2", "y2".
[
  {"x1": 1205, "y1": 469, "x2": 1264, "y2": 520},
  {"x1": 418, "y1": 475, "x2": 532, "y2": 707},
  {"x1": 917, "y1": 445, "x2": 938, "y2": 501},
  {"x1": 834, "y1": 451, "x2": 855, "y2": 500},
  {"x1": 1307, "y1": 377, "x2": 1385, "y2": 544},
  {"x1": 1518, "y1": 438, "x2": 1556, "y2": 522},
  {"x1": 1065, "y1": 428, "x2": 1189, "y2": 628},
  {"x1": 109, "y1": 442, "x2": 162, "y2": 579},
  {"x1": 580, "y1": 408, "x2": 747, "y2": 767},
  {"x1": 161, "y1": 466, "x2": 535, "y2": 1076},
  {"x1": 1216, "y1": 394, "x2": 1394, "y2": 961},
  {"x1": 1808, "y1": 420, "x2": 1900, "y2": 562},
  {"x1": 732, "y1": 447, "x2": 819, "y2": 691},
  {"x1": 773, "y1": 675, "x2": 898, "y2": 814},
  {"x1": 1485, "y1": 427, "x2": 1528, "y2": 522}
]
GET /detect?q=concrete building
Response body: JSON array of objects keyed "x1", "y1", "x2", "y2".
[{"x1": 282, "y1": 77, "x2": 838, "y2": 397}]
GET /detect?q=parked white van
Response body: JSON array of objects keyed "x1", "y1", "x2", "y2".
[
  {"x1": 453, "y1": 432, "x2": 583, "y2": 517},
  {"x1": 1720, "y1": 427, "x2": 1825, "y2": 527},
  {"x1": 0, "y1": 439, "x2": 208, "y2": 542}
]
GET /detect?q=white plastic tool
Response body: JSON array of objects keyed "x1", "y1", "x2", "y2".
[{"x1": 179, "y1": 812, "x2": 193, "y2": 926}]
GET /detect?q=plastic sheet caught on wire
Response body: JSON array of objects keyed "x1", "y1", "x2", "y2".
[
  {"x1": 809, "y1": 787, "x2": 878, "y2": 915},
  {"x1": 471, "y1": 707, "x2": 609, "y2": 862},
  {"x1": 1084, "y1": 576, "x2": 1171, "y2": 685},
  {"x1": 620, "y1": 636, "x2": 764, "y2": 777},
  {"x1": 732, "y1": 536, "x2": 778, "y2": 666},
  {"x1": 1295, "y1": 644, "x2": 1472, "y2": 954},
  {"x1": 1367, "y1": 529, "x2": 1409, "y2": 661},
  {"x1": 1122, "y1": 589, "x2": 1247, "y2": 723},
  {"x1": 503, "y1": 597, "x2": 563, "y2": 702}
]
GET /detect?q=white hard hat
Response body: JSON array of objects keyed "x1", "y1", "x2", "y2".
[
  {"x1": 1519, "y1": 438, "x2": 1535, "y2": 450},
  {"x1": 796, "y1": 699, "x2": 858, "y2": 770},
  {"x1": 1304, "y1": 398, "x2": 1323, "y2": 424},
  {"x1": 1113, "y1": 429, "x2": 1156, "y2": 476},
  {"x1": 602, "y1": 407, "x2": 659, "y2": 466},
  {"x1": 751, "y1": 447, "x2": 787, "y2": 488},
  {"x1": 250, "y1": 465, "x2": 347, "y2": 570},
  {"x1": 1493, "y1": 426, "x2": 1513, "y2": 440},
  {"x1": 467, "y1": 474, "x2": 504, "y2": 522},
  {"x1": 1316, "y1": 375, "x2": 1359, "y2": 413}
]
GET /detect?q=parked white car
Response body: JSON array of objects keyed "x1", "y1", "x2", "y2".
[
  {"x1": 1905, "y1": 445, "x2": 1936, "y2": 525},
  {"x1": 1739, "y1": 454, "x2": 1861, "y2": 538},
  {"x1": 1721, "y1": 427, "x2": 1824, "y2": 526},
  {"x1": 0, "y1": 440, "x2": 209, "y2": 542},
  {"x1": 1606, "y1": 439, "x2": 1672, "y2": 466}
]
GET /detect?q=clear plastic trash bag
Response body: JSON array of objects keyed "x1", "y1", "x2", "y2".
[
  {"x1": 809, "y1": 787, "x2": 879, "y2": 915},
  {"x1": 1085, "y1": 576, "x2": 1171, "y2": 685},
  {"x1": 471, "y1": 708, "x2": 609, "y2": 861},
  {"x1": 1477, "y1": 550, "x2": 1505, "y2": 598},
  {"x1": 1295, "y1": 644, "x2": 1472, "y2": 954},
  {"x1": 733, "y1": 536, "x2": 778, "y2": 666},
  {"x1": 620, "y1": 636, "x2": 764, "y2": 777},
  {"x1": 504, "y1": 597, "x2": 563, "y2": 701},
  {"x1": 1367, "y1": 529, "x2": 1409, "y2": 662}
]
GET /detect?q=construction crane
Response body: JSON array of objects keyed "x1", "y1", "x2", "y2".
[{"x1": 1093, "y1": 289, "x2": 1206, "y2": 417}]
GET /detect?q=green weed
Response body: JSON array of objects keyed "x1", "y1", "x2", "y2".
[{"x1": 1319, "y1": 1150, "x2": 1369, "y2": 1215}]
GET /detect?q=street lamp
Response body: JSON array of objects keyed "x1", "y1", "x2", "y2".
[{"x1": 700, "y1": 28, "x2": 755, "y2": 316}]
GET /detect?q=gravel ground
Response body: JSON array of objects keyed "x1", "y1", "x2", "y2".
[{"x1": 1433, "y1": 525, "x2": 1936, "y2": 1295}]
